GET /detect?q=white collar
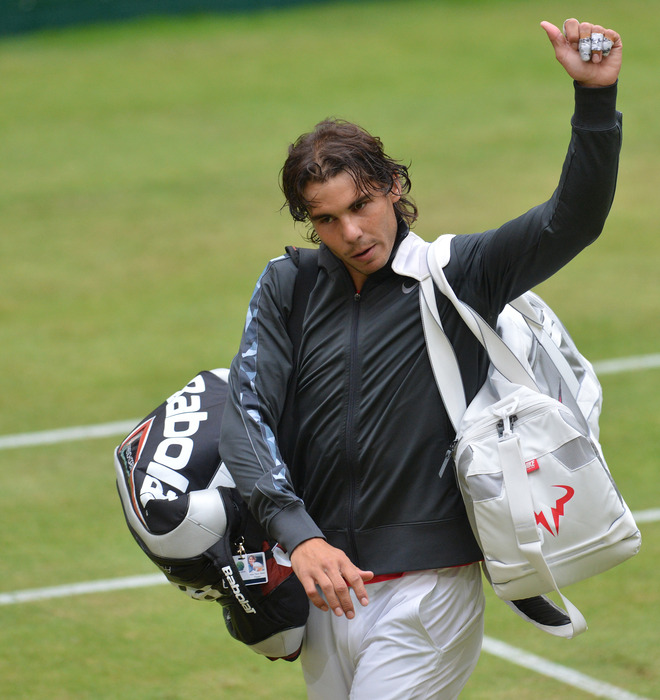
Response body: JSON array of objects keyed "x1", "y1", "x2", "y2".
[{"x1": 392, "y1": 232, "x2": 455, "y2": 280}]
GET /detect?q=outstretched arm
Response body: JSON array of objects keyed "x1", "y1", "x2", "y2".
[
  {"x1": 446, "y1": 19, "x2": 623, "y2": 317},
  {"x1": 541, "y1": 18, "x2": 622, "y2": 87}
]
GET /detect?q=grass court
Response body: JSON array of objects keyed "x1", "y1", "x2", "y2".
[{"x1": 1, "y1": 1, "x2": 658, "y2": 697}]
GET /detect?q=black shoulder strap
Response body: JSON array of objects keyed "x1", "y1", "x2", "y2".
[
  {"x1": 279, "y1": 245, "x2": 318, "y2": 469},
  {"x1": 285, "y1": 245, "x2": 319, "y2": 364}
]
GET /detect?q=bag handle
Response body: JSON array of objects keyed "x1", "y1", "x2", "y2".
[{"x1": 498, "y1": 432, "x2": 588, "y2": 638}]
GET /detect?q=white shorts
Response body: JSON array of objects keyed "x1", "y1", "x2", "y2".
[{"x1": 300, "y1": 564, "x2": 485, "y2": 700}]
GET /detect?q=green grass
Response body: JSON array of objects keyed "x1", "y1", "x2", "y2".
[{"x1": 1, "y1": 1, "x2": 659, "y2": 698}]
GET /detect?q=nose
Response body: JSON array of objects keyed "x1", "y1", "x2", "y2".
[{"x1": 338, "y1": 215, "x2": 362, "y2": 243}]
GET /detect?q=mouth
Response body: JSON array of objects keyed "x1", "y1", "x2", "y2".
[{"x1": 351, "y1": 245, "x2": 375, "y2": 261}]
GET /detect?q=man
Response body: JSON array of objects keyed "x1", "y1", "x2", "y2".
[{"x1": 219, "y1": 18, "x2": 623, "y2": 699}]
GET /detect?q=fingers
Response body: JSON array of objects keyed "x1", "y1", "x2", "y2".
[
  {"x1": 342, "y1": 568, "x2": 373, "y2": 613},
  {"x1": 290, "y1": 538, "x2": 374, "y2": 619},
  {"x1": 580, "y1": 24, "x2": 604, "y2": 63},
  {"x1": 561, "y1": 18, "x2": 621, "y2": 64},
  {"x1": 317, "y1": 567, "x2": 369, "y2": 619},
  {"x1": 562, "y1": 18, "x2": 579, "y2": 51}
]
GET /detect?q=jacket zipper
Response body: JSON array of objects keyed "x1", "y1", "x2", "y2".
[{"x1": 344, "y1": 291, "x2": 362, "y2": 563}]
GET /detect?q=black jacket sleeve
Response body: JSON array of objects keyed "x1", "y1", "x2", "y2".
[
  {"x1": 219, "y1": 254, "x2": 326, "y2": 554},
  {"x1": 446, "y1": 81, "x2": 622, "y2": 319}
]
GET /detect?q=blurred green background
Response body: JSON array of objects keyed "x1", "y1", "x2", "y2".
[{"x1": 1, "y1": 1, "x2": 658, "y2": 698}]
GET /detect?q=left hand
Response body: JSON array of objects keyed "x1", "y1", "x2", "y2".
[{"x1": 541, "y1": 19, "x2": 622, "y2": 87}]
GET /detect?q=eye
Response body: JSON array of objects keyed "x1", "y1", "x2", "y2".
[{"x1": 352, "y1": 199, "x2": 369, "y2": 212}]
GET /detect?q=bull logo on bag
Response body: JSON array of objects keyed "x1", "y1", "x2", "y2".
[{"x1": 534, "y1": 485, "x2": 575, "y2": 537}]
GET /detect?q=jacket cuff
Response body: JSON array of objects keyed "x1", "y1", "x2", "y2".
[
  {"x1": 268, "y1": 502, "x2": 326, "y2": 553},
  {"x1": 572, "y1": 80, "x2": 619, "y2": 130}
]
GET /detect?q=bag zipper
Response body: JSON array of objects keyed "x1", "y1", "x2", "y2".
[
  {"x1": 439, "y1": 440, "x2": 457, "y2": 479},
  {"x1": 456, "y1": 394, "x2": 560, "y2": 459}
]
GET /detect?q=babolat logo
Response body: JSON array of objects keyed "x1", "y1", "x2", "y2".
[
  {"x1": 221, "y1": 566, "x2": 257, "y2": 614},
  {"x1": 138, "y1": 374, "x2": 209, "y2": 508}
]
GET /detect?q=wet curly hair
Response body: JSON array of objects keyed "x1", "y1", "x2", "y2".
[{"x1": 280, "y1": 118, "x2": 418, "y2": 244}]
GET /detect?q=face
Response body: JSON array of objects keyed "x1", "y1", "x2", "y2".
[{"x1": 304, "y1": 171, "x2": 401, "y2": 290}]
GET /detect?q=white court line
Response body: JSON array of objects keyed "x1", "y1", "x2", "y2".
[
  {"x1": 0, "y1": 419, "x2": 139, "y2": 450},
  {"x1": 0, "y1": 573, "x2": 167, "y2": 605},
  {"x1": 592, "y1": 353, "x2": 660, "y2": 375},
  {"x1": 482, "y1": 637, "x2": 651, "y2": 700},
  {"x1": 634, "y1": 508, "x2": 660, "y2": 524},
  {"x1": 0, "y1": 353, "x2": 659, "y2": 452}
]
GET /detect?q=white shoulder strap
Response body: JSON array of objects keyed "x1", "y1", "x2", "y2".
[
  {"x1": 430, "y1": 236, "x2": 586, "y2": 423},
  {"x1": 427, "y1": 236, "x2": 539, "y2": 393},
  {"x1": 419, "y1": 274, "x2": 466, "y2": 431}
]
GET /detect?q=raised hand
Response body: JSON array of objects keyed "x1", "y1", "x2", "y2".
[{"x1": 541, "y1": 18, "x2": 622, "y2": 87}]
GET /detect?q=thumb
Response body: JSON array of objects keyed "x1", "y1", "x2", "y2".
[{"x1": 540, "y1": 20, "x2": 563, "y2": 47}]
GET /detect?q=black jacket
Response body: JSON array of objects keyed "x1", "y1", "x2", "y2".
[{"x1": 219, "y1": 83, "x2": 622, "y2": 575}]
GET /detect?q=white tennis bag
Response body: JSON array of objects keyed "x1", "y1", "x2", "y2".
[{"x1": 420, "y1": 234, "x2": 641, "y2": 638}]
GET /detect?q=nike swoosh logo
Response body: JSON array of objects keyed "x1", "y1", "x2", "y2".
[{"x1": 401, "y1": 281, "x2": 418, "y2": 294}]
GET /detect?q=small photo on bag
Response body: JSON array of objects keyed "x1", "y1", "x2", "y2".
[{"x1": 234, "y1": 552, "x2": 268, "y2": 586}]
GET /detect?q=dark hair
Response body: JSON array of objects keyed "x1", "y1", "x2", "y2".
[{"x1": 280, "y1": 118, "x2": 418, "y2": 244}]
